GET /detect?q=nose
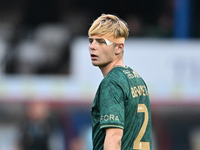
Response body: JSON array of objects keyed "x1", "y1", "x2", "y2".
[{"x1": 89, "y1": 41, "x2": 96, "y2": 51}]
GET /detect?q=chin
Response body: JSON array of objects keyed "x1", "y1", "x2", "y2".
[
  {"x1": 92, "y1": 61, "x2": 107, "y2": 68},
  {"x1": 92, "y1": 63, "x2": 100, "y2": 67},
  {"x1": 91, "y1": 61, "x2": 99, "y2": 66}
]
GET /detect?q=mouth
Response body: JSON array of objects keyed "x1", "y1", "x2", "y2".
[{"x1": 91, "y1": 54, "x2": 98, "y2": 60}]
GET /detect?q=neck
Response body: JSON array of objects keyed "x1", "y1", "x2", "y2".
[{"x1": 100, "y1": 59, "x2": 125, "y2": 77}]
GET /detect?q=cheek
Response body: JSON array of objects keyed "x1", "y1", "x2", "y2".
[{"x1": 103, "y1": 50, "x2": 115, "y2": 60}]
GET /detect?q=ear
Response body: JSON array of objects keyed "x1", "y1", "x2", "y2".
[{"x1": 115, "y1": 43, "x2": 124, "y2": 55}]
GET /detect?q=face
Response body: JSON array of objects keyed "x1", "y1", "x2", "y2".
[{"x1": 88, "y1": 36, "x2": 117, "y2": 68}]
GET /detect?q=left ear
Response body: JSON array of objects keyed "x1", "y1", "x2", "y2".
[{"x1": 115, "y1": 43, "x2": 124, "y2": 55}]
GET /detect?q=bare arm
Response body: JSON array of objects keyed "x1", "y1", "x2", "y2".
[{"x1": 104, "y1": 128, "x2": 123, "y2": 150}]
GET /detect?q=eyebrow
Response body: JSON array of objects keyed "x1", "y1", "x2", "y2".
[
  {"x1": 88, "y1": 37, "x2": 113, "y2": 46},
  {"x1": 88, "y1": 37, "x2": 104, "y2": 41}
]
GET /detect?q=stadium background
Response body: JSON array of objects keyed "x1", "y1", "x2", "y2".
[{"x1": 0, "y1": 0, "x2": 200, "y2": 150}]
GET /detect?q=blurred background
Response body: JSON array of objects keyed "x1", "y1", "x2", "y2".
[{"x1": 0, "y1": 0, "x2": 200, "y2": 150}]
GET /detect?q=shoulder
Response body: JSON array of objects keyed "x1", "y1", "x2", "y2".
[
  {"x1": 104, "y1": 68, "x2": 127, "y2": 83},
  {"x1": 100, "y1": 67, "x2": 129, "y2": 89}
]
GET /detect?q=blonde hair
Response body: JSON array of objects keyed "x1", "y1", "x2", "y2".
[{"x1": 88, "y1": 14, "x2": 129, "y2": 39}]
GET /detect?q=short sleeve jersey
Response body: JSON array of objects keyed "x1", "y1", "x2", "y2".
[{"x1": 91, "y1": 66, "x2": 152, "y2": 150}]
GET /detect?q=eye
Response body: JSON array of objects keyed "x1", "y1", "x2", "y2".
[
  {"x1": 96, "y1": 39, "x2": 106, "y2": 44},
  {"x1": 88, "y1": 38, "x2": 93, "y2": 44}
]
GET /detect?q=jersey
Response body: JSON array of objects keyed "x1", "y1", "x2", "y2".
[{"x1": 91, "y1": 66, "x2": 152, "y2": 150}]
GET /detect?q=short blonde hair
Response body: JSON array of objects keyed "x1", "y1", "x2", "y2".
[{"x1": 88, "y1": 14, "x2": 129, "y2": 39}]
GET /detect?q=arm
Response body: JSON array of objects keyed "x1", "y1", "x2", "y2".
[{"x1": 104, "y1": 128, "x2": 123, "y2": 150}]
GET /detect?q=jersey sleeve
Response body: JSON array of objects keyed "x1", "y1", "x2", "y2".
[{"x1": 99, "y1": 79, "x2": 125, "y2": 130}]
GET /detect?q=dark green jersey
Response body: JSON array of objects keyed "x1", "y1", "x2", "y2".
[{"x1": 91, "y1": 66, "x2": 152, "y2": 150}]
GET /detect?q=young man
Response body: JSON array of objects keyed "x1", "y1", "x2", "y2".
[{"x1": 88, "y1": 14, "x2": 152, "y2": 150}]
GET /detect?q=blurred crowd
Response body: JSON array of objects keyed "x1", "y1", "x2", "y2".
[
  {"x1": 0, "y1": 0, "x2": 178, "y2": 75},
  {"x1": 1, "y1": 0, "x2": 200, "y2": 75},
  {"x1": 0, "y1": 0, "x2": 92, "y2": 75},
  {"x1": 0, "y1": 101, "x2": 92, "y2": 150}
]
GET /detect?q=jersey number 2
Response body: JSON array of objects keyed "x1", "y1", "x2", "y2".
[{"x1": 133, "y1": 104, "x2": 150, "y2": 150}]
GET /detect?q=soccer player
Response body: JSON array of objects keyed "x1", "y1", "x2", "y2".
[{"x1": 88, "y1": 14, "x2": 152, "y2": 150}]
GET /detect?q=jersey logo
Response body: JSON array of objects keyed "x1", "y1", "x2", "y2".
[{"x1": 100, "y1": 114, "x2": 120, "y2": 122}]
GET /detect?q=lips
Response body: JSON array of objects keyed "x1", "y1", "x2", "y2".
[
  {"x1": 91, "y1": 54, "x2": 97, "y2": 57},
  {"x1": 91, "y1": 54, "x2": 98, "y2": 60}
]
